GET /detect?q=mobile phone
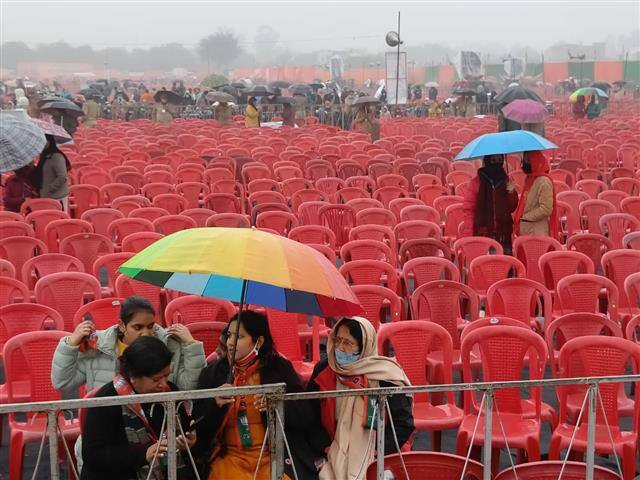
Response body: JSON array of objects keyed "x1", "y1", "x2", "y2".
[{"x1": 187, "y1": 415, "x2": 205, "y2": 431}]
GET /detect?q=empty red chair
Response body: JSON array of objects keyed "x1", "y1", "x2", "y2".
[
  {"x1": 394, "y1": 220, "x2": 441, "y2": 248},
  {"x1": 24, "y1": 209, "x2": 69, "y2": 241},
  {"x1": 22, "y1": 253, "x2": 84, "y2": 290},
  {"x1": 4, "y1": 331, "x2": 80, "y2": 479},
  {"x1": 0, "y1": 221, "x2": 35, "y2": 240},
  {"x1": 345, "y1": 197, "x2": 383, "y2": 214},
  {"x1": 115, "y1": 274, "x2": 164, "y2": 324},
  {"x1": 567, "y1": 233, "x2": 613, "y2": 272},
  {"x1": 315, "y1": 177, "x2": 346, "y2": 202},
  {"x1": 43, "y1": 218, "x2": 94, "y2": 253},
  {"x1": 339, "y1": 259, "x2": 398, "y2": 292},
  {"x1": 0, "y1": 303, "x2": 64, "y2": 354},
  {"x1": 549, "y1": 336, "x2": 640, "y2": 479},
  {"x1": 556, "y1": 273, "x2": 618, "y2": 320},
  {"x1": 0, "y1": 259, "x2": 16, "y2": 278},
  {"x1": 266, "y1": 309, "x2": 314, "y2": 381},
  {"x1": 399, "y1": 204, "x2": 440, "y2": 224},
  {"x1": 182, "y1": 208, "x2": 216, "y2": 227},
  {"x1": 377, "y1": 322, "x2": 463, "y2": 450},
  {"x1": 255, "y1": 211, "x2": 298, "y2": 236},
  {"x1": 494, "y1": 461, "x2": 621, "y2": 480},
  {"x1": 486, "y1": 278, "x2": 552, "y2": 329},
  {"x1": 20, "y1": 197, "x2": 63, "y2": 215},
  {"x1": 453, "y1": 236, "x2": 503, "y2": 280},
  {"x1": 602, "y1": 250, "x2": 640, "y2": 317},
  {"x1": 416, "y1": 185, "x2": 449, "y2": 206},
  {"x1": 623, "y1": 231, "x2": 640, "y2": 250},
  {"x1": 621, "y1": 197, "x2": 640, "y2": 223},
  {"x1": 186, "y1": 321, "x2": 228, "y2": 358},
  {"x1": 92, "y1": 252, "x2": 135, "y2": 296},
  {"x1": 291, "y1": 189, "x2": 328, "y2": 212},
  {"x1": 373, "y1": 186, "x2": 407, "y2": 208},
  {"x1": 153, "y1": 214, "x2": 197, "y2": 235},
  {"x1": 68, "y1": 184, "x2": 101, "y2": 218},
  {"x1": 356, "y1": 207, "x2": 397, "y2": 228},
  {"x1": 349, "y1": 224, "x2": 397, "y2": 250},
  {"x1": 456, "y1": 326, "x2": 546, "y2": 469},
  {"x1": 624, "y1": 272, "x2": 640, "y2": 322},
  {"x1": 579, "y1": 199, "x2": 616, "y2": 234},
  {"x1": 164, "y1": 295, "x2": 236, "y2": 325},
  {"x1": 205, "y1": 213, "x2": 251, "y2": 228},
  {"x1": 152, "y1": 193, "x2": 188, "y2": 215},
  {"x1": 204, "y1": 193, "x2": 242, "y2": 214},
  {"x1": 121, "y1": 232, "x2": 164, "y2": 253},
  {"x1": 365, "y1": 452, "x2": 483, "y2": 480},
  {"x1": 538, "y1": 250, "x2": 594, "y2": 298},
  {"x1": 468, "y1": 254, "x2": 526, "y2": 300},
  {"x1": 612, "y1": 177, "x2": 640, "y2": 196},
  {"x1": 598, "y1": 190, "x2": 628, "y2": 211},
  {"x1": 176, "y1": 182, "x2": 208, "y2": 209},
  {"x1": 319, "y1": 204, "x2": 356, "y2": 250},
  {"x1": 576, "y1": 178, "x2": 607, "y2": 198},
  {"x1": 81, "y1": 207, "x2": 124, "y2": 237},
  {"x1": 72, "y1": 297, "x2": 125, "y2": 330},
  {"x1": 59, "y1": 232, "x2": 114, "y2": 275},
  {"x1": 402, "y1": 257, "x2": 459, "y2": 297},
  {"x1": 341, "y1": 239, "x2": 395, "y2": 266},
  {"x1": 599, "y1": 213, "x2": 640, "y2": 249},
  {"x1": 35, "y1": 272, "x2": 101, "y2": 331},
  {"x1": 288, "y1": 225, "x2": 336, "y2": 248},
  {"x1": 113, "y1": 170, "x2": 144, "y2": 191},
  {"x1": 351, "y1": 285, "x2": 402, "y2": 329},
  {"x1": 0, "y1": 211, "x2": 23, "y2": 222},
  {"x1": 0, "y1": 277, "x2": 30, "y2": 306},
  {"x1": 0, "y1": 237, "x2": 48, "y2": 283},
  {"x1": 101, "y1": 183, "x2": 137, "y2": 207},
  {"x1": 107, "y1": 217, "x2": 155, "y2": 247},
  {"x1": 513, "y1": 235, "x2": 562, "y2": 283},
  {"x1": 400, "y1": 238, "x2": 452, "y2": 263}
]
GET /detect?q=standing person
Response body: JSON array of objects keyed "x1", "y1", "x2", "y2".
[
  {"x1": 306, "y1": 317, "x2": 414, "y2": 480},
  {"x1": 82, "y1": 96, "x2": 100, "y2": 128},
  {"x1": 462, "y1": 154, "x2": 519, "y2": 252},
  {"x1": 193, "y1": 311, "x2": 315, "y2": 479},
  {"x1": 153, "y1": 94, "x2": 175, "y2": 124},
  {"x1": 572, "y1": 94, "x2": 586, "y2": 119},
  {"x1": 214, "y1": 101, "x2": 233, "y2": 125},
  {"x1": 281, "y1": 102, "x2": 296, "y2": 127},
  {"x1": 352, "y1": 105, "x2": 380, "y2": 142},
  {"x1": 513, "y1": 151, "x2": 558, "y2": 238},
  {"x1": 244, "y1": 97, "x2": 260, "y2": 128},
  {"x1": 81, "y1": 336, "x2": 197, "y2": 480},
  {"x1": 586, "y1": 95, "x2": 602, "y2": 119},
  {"x1": 2, "y1": 164, "x2": 37, "y2": 212},
  {"x1": 32, "y1": 134, "x2": 70, "y2": 212},
  {"x1": 428, "y1": 86, "x2": 438, "y2": 102}
]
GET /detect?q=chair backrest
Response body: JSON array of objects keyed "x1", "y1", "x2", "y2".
[
  {"x1": 81, "y1": 208, "x2": 125, "y2": 236},
  {"x1": 579, "y1": 199, "x2": 616, "y2": 234},
  {"x1": 468, "y1": 255, "x2": 526, "y2": 295},
  {"x1": 602, "y1": 250, "x2": 640, "y2": 310},
  {"x1": 0, "y1": 220, "x2": 35, "y2": 240},
  {"x1": 494, "y1": 461, "x2": 622, "y2": 480},
  {"x1": 339, "y1": 259, "x2": 398, "y2": 292},
  {"x1": 153, "y1": 215, "x2": 198, "y2": 235},
  {"x1": 25, "y1": 209, "x2": 70, "y2": 240},
  {"x1": 266, "y1": 309, "x2": 305, "y2": 362},
  {"x1": 557, "y1": 273, "x2": 618, "y2": 320},
  {"x1": 486, "y1": 278, "x2": 552, "y2": 327},
  {"x1": 599, "y1": 213, "x2": 640, "y2": 249},
  {"x1": 115, "y1": 274, "x2": 164, "y2": 323},
  {"x1": 0, "y1": 258, "x2": 16, "y2": 278},
  {"x1": 319, "y1": 204, "x2": 356, "y2": 248},
  {"x1": 72, "y1": 298, "x2": 125, "y2": 330},
  {"x1": 513, "y1": 235, "x2": 562, "y2": 283},
  {"x1": 624, "y1": 272, "x2": 640, "y2": 320},
  {"x1": 394, "y1": 220, "x2": 442, "y2": 247},
  {"x1": 566, "y1": 233, "x2": 613, "y2": 272},
  {"x1": 186, "y1": 321, "x2": 228, "y2": 358},
  {"x1": 461, "y1": 325, "x2": 547, "y2": 415},
  {"x1": 288, "y1": 225, "x2": 336, "y2": 248},
  {"x1": 35, "y1": 272, "x2": 102, "y2": 332},
  {"x1": 0, "y1": 277, "x2": 30, "y2": 306},
  {"x1": 402, "y1": 257, "x2": 460, "y2": 295},
  {"x1": 59, "y1": 232, "x2": 115, "y2": 274},
  {"x1": 0, "y1": 304, "x2": 64, "y2": 352},
  {"x1": 365, "y1": 452, "x2": 484, "y2": 480},
  {"x1": 164, "y1": 295, "x2": 236, "y2": 325},
  {"x1": 544, "y1": 312, "x2": 622, "y2": 376},
  {"x1": 340, "y1": 239, "x2": 395, "y2": 266},
  {"x1": 22, "y1": 253, "x2": 85, "y2": 290},
  {"x1": 255, "y1": 211, "x2": 298, "y2": 236},
  {"x1": 0, "y1": 236, "x2": 48, "y2": 283},
  {"x1": 121, "y1": 232, "x2": 164, "y2": 253},
  {"x1": 356, "y1": 207, "x2": 397, "y2": 228},
  {"x1": 351, "y1": 285, "x2": 402, "y2": 330},
  {"x1": 410, "y1": 280, "x2": 479, "y2": 348},
  {"x1": 43, "y1": 218, "x2": 94, "y2": 253},
  {"x1": 453, "y1": 236, "x2": 504, "y2": 277},
  {"x1": 538, "y1": 250, "x2": 594, "y2": 294},
  {"x1": 182, "y1": 208, "x2": 216, "y2": 227},
  {"x1": 107, "y1": 218, "x2": 155, "y2": 244},
  {"x1": 399, "y1": 204, "x2": 440, "y2": 224},
  {"x1": 20, "y1": 198, "x2": 63, "y2": 215}
]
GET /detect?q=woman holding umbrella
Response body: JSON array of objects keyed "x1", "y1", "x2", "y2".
[
  {"x1": 32, "y1": 134, "x2": 71, "y2": 212},
  {"x1": 245, "y1": 96, "x2": 260, "y2": 128},
  {"x1": 572, "y1": 94, "x2": 586, "y2": 119}
]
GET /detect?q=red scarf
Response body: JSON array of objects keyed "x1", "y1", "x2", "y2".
[
  {"x1": 512, "y1": 151, "x2": 559, "y2": 238},
  {"x1": 113, "y1": 374, "x2": 158, "y2": 442}
]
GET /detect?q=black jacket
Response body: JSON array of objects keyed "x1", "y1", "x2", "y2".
[
  {"x1": 81, "y1": 381, "x2": 195, "y2": 480},
  {"x1": 192, "y1": 354, "x2": 319, "y2": 479},
  {"x1": 304, "y1": 359, "x2": 415, "y2": 461}
]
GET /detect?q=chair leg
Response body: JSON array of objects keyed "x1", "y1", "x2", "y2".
[
  {"x1": 431, "y1": 430, "x2": 442, "y2": 452},
  {"x1": 9, "y1": 429, "x2": 25, "y2": 480}
]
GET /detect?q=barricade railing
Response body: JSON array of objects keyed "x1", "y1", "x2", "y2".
[{"x1": 1, "y1": 374, "x2": 637, "y2": 480}]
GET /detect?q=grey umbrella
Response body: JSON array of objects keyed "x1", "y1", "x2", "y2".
[
  {"x1": 0, "y1": 115, "x2": 46, "y2": 173},
  {"x1": 352, "y1": 96, "x2": 380, "y2": 106},
  {"x1": 206, "y1": 91, "x2": 236, "y2": 103},
  {"x1": 289, "y1": 84, "x2": 313, "y2": 95},
  {"x1": 245, "y1": 85, "x2": 276, "y2": 96},
  {"x1": 493, "y1": 86, "x2": 545, "y2": 105},
  {"x1": 40, "y1": 100, "x2": 84, "y2": 117}
]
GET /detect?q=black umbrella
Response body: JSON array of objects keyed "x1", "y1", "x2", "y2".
[
  {"x1": 493, "y1": 85, "x2": 545, "y2": 105},
  {"x1": 352, "y1": 95, "x2": 380, "y2": 106},
  {"x1": 40, "y1": 100, "x2": 84, "y2": 117},
  {"x1": 206, "y1": 91, "x2": 236, "y2": 103},
  {"x1": 452, "y1": 88, "x2": 476, "y2": 97},
  {"x1": 309, "y1": 82, "x2": 325, "y2": 90},
  {"x1": 218, "y1": 85, "x2": 240, "y2": 97},
  {"x1": 245, "y1": 85, "x2": 276, "y2": 96},
  {"x1": 270, "y1": 81, "x2": 291, "y2": 89},
  {"x1": 591, "y1": 81, "x2": 611, "y2": 91},
  {"x1": 231, "y1": 82, "x2": 247, "y2": 89},
  {"x1": 153, "y1": 90, "x2": 183, "y2": 105},
  {"x1": 289, "y1": 83, "x2": 313, "y2": 95},
  {"x1": 78, "y1": 88, "x2": 102, "y2": 99},
  {"x1": 37, "y1": 95, "x2": 64, "y2": 107}
]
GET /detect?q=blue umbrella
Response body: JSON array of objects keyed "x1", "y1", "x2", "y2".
[{"x1": 455, "y1": 130, "x2": 558, "y2": 161}]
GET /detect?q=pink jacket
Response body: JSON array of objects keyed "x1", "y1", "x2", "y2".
[{"x1": 461, "y1": 176, "x2": 480, "y2": 237}]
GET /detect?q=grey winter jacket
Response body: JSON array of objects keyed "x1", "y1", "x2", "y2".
[{"x1": 51, "y1": 325, "x2": 205, "y2": 392}]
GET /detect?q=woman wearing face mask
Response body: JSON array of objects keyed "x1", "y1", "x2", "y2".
[
  {"x1": 81, "y1": 336, "x2": 197, "y2": 480},
  {"x1": 513, "y1": 150, "x2": 559, "y2": 238},
  {"x1": 462, "y1": 153, "x2": 519, "y2": 252},
  {"x1": 306, "y1": 317, "x2": 414, "y2": 480},
  {"x1": 193, "y1": 310, "x2": 315, "y2": 479}
]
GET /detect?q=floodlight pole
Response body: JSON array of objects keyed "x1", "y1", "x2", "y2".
[{"x1": 395, "y1": 11, "x2": 401, "y2": 108}]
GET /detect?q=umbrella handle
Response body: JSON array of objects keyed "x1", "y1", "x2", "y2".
[{"x1": 227, "y1": 279, "x2": 248, "y2": 383}]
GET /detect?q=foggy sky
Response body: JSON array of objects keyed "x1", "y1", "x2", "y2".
[{"x1": 2, "y1": 0, "x2": 639, "y2": 53}]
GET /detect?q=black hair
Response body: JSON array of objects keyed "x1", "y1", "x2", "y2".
[
  {"x1": 120, "y1": 296, "x2": 155, "y2": 324},
  {"x1": 483, "y1": 154, "x2": 505, "y2": 165},
  {"x1": 228, "y1": 310, "x2": 275, "y2": 361},
  {"x1": 118, "y1": 336, "x2": 172, "y2": 379},
  {"x1": 336, "y1": 318, "x2": 363, "y2": 351},
  {"x1": 32, "y1": 134, "x2": 72, "y2": 190}
]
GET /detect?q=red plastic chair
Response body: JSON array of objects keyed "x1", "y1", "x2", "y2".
[
  {"x1": 288, "y1": 225, "x2": 336, "y2": 248},
  {"x1": 556, "y1": 273, "x2": 618, "y2": 320},
  {"x1": 186, "y1": 321, "x2": 228, "y2": 358},
  {"x1": 416, "y1": 185, "x2": 449, "y2": 206},
  {"x1": 35, "y1": 272, "x2": 101, "y2": 332},
  {"x1": 453, "y1": 237, "x2": 503, "y2": 281},
  {"x1": 153, "y1": 193, "x2": 189, "y2": 215},
  {"x1": 456, "y1": 326, "x2": 546, "y2": 472},
  {"x1": 24, "y1": 210, "x2": 69, "y2": 241},
  {"x1": 43, "y1": 218, "x2": 94, "y2": 253},
  {"x1": 620, "y1": 197, "x2": 640, "y2": 223},
  {"x1": 0, "y1": 221, "x2": 34, "y2": 240},
  {"x1": 291, "y1": 190, "x2": 328, "y2": 212},
  {"x1": 349, "y1": 224, "x2": 397, "y2": 250},
  {"x1": 204, "y1": 193, "x2": 242, "y2": 214},
  {"x1": 486, "y1": 278, "x2": 552, "y2": 330},
  {"x1": 494, "y1": 461, "x2": 621, "y2": 480},
  {"x1": 341, "y1": 239, "x2": 395, "y2": 267},
  {"x1": 176, "y1": 182, "x2": 209, "y2": 209},
  {"x1": 4, "y1": 331, "x2": 80, "y2": 480},
  {"x1": 373, "y1": 186, "x2": 407, "y2": 208},
  {"x1": 20, "y1": 197, "x2": 63, "y2": 216},
  {"x1": 115, "y1": 274, "x2": 164, "y2": 324},
  {"x1": 345, "y1": 197, "x2": 384, "y2": 214},
  {"x1": 377, "y1": 322, "x2": 463, "y2": 450},
  {"x1": 399, "y1": 238, "x2": 452, "y2": 264},
  {"x1": 599, "y1": 213, "x2": 640, "y2": 249},
  {"x1": 0, "y1": 259, "x2": 16, "y2": 278},
  {"x1": 21, "y1": 253, "x2": 84, "y2": 290},
  {"x1": 68, "y1": 184, "x2": 101, "y2": 218},
  {"x1": 398, "y1": 204, "x2": 441, "y2": 224},
  {"x1": 164, "y1": 295, "x2": 236, "y2": 325},
  {"x1": 0, "y1": 211, "x2": 23, "y2": 222},
  {"x1": 598, "y1": 190, "x2": 629, "y2": 212},
  {"x1": 107, "y1": 217, "x2": 155, "y2": 247},
  {"x1": 549, "y1": 336, "x2": 640, "y2": 480},
  {"x1": 602, "y1": 250, "x2": 640, "y2": 317},
  {"x1": 624, "y1": 272, "x2": 640, "y2": 323},
  {"x1": 0, "y1": 303, "x2": 64, "y2": 355},
  {"x1": 612, "y1": 177, "x2": 640, "y2": 196},
  {"x1": 0, "y1": 277, "x2": 30, "y2": 306},
  {"x1": 365, "y1": 452, "x2": 483, "y2": 480},
  {"x1": 0, "y1": 237, "x2": 48, "y2": 283},
  {"x1": 266, "y1": 309, "x2": 315, "y2": 381},
  {"x1": 92, "y1": 252, "x2": 135, "y2": 296},
  {"x1": 319, "y1": 204, "x2": 356, "y2": 250},
  {"x1": 468, "y1": 255, "x2": 526, "y2": 300},
  {"x1": 101, "y1": 183, "x2": 137, "y2": 207},
  {"x1": 339, "y1": 259, "x2": 398, "y2": 292},
  {"x1": 153, "y1": 214, "x2": 197, "y2": 235},
  {"x1": 80, "y1": 208, "x2": 125, "y2": 237},
  {"x1": 622, "y1": 231, "x2": 640, "y2": 250},
  {"x1": 356, "y1": 207, "x2": 397, "y2": 228},
  {"x1": 59, "y1": 232, "x2": 114, "y2": 275},
  {"x1": 394, "y1": 220, "x2": 442, "y2": 248},
  {"x1": 576, "y1": 179, "x2": 607, "y2": 199},
  {"x1": 402, "y1": 257, "x2": 460, "y2": 297},
  {"x1": 567, "y1": 233, "x2": 613, "y2": 272},
  {"x1": 121, "y1": 232, "x2": 164, "y2": 253},
  {"x1": 351, "y1": 285, "x2": 402, "y2": 329},
  {"x1": 513, "y1": 235, "x2": 562, "y2": 284},
  {"x1": 538, "y1": 250, "x2": 594, "y2": 300},
  {"x1": 255, "y1": 211, "x2": 298, "y2": 236},
  {"x1": 72, "y1": 297, "x2": 125, "y2": 330},
  {"x1": 181, "y1": 208, "x2": 216, "y2": 227},
  {"x1": 579, "y1": 199, "x2": 616, "y2": 234}
]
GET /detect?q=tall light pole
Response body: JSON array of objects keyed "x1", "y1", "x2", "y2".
[{"x1": 395, "y1": 11, "x2": 401, "y2": 107}]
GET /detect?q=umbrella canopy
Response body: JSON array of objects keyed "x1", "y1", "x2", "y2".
[
  {"x1": 591, "y1": 81, "x2": 611, "y2": 91},
  {"x1": 215, "y1": 85, "x2": 240, "y2": 97},
  {"x1": 352, "y1": 95, "x2": 380, "y2": 106},
  {"x1": 455, "y1": 130, "x2": 558, "y2": 161},
  {"x1": 37, "y1": 95, "x2": 64, "y2": 107},
  {"x1": 425, "y1": 81, "x2": 439, "y2": 88},
  {"x1": 289, "y1": 83, "x2": 313, "y2": 95},
  {"x1": 269, "y1": 80, "x2": 291, "y2": 89},
  {"x1": 119, "y1": 227, "x2": 362, "y2": 317},
  {"x1": 29, "y1": 118, "x2": 71, "y2": 143},
  {"x1": 40, "y1": 100, "x2": 84, "y2": 117},
  {"x1": 206, "y1": 91, "x2": 235, "y2": 103},
  {"x1": 501, "y1": 99, "x2": 548, "y2": 124},
  {"x1": 309, "y1": 82, "x2": 325, "y2": 90},
  {"x1": 493, "y1": 85, "x2": 545, "y2": 105},
  {"x1": 245, "y1": 85, "x2": 276, "y2": 96},
  {"x1": 452, "y1": 88, "x2": 476, "y2": 96},
  {"x1": 0, "y1": 116, "x2": 46, "y2": 173},
  {"x1": 569, "y1": 87, "x2": 608, "y2": 101},
  {"x1": 153, "y1": 90, "x2": 183, "y2": 105}
]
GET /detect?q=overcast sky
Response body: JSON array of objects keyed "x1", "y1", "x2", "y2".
[{"x1": 2, "y1": 0, "x2": 638, "y2": 52}]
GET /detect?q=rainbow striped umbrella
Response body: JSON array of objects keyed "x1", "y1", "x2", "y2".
[{"x1": 119, "y1": 227, "x2": 362, "y2": 317}]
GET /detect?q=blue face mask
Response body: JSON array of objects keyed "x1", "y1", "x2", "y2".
[{"x1": 335, "y1": 348, "x2": 360, "y2": 366}]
